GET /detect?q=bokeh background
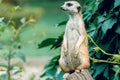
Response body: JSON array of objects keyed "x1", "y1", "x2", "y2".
[{"x1": 1, "y1": 0, "x2": 68, "y2": 57}]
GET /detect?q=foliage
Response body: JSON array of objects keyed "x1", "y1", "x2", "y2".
[
  {"x1": 0, "y1": 3, "x2": 43, "y2": 24},
  {"x1": 38, "y1": 34, "x2": 63, "y2": 49},
  {"x1": 40, "y1": 55, "x2": 63, "y2": 80},
  {"x1": 39, "y1": 0, "x2": 120, "y2": 80},
  {"x1": 0, "y1": 5, "x2": 35, "y2": 80}
]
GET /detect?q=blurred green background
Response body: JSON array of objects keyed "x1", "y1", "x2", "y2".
[
  {"x1": 19, "y1": 0, "x2": 66, "y2": 57},
  {"x1": 0, "y1": 0, "x2": 73, "y2": 57}
]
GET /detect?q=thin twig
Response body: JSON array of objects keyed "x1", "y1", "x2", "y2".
[
  {"x1": 13, "y1": 20, "x2": 30, "y2": 40},
  {"x1": 87, "y1": 35, "x2": 114, "y2": 56},
  {"x1": 7, "y1": 49, "x2": 12, "y2": 80},
  {"x1": 90, "y1": 57, "x2": 120, "y2": 65},
  {"x1": 7, "y1": 13, "x2": 15, "y2": 26}
]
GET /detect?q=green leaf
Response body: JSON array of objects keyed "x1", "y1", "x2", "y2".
[
  {"x1": 14, "y1": 6, "x2": 20, "y2": 11},
  {"x1": 10, "y1": 21, "x2": 16, "y2": 26},
  {"x1": 46, "y1": 78, "x2": 53, "y2": 80},
  {"x1": 40, "y1": 72, "x2": 46, "y2": 78},
  {"x1": 16, "y1": 52, "x2": 26, "y2": 62},
  {"x1": 87, "y1": 24, "x2": 97, "y2": 37},
  {"x1": 102, "y1": 18, "x2": 117, "y2": 34},
  {"x1": 10, "y1": 7, "x2": 15, "y2": 13},
  {"x1": 97, "y1": 15, "x2": 106, "y2": 23},
  {"x1": 40, "y1": 55, "x2": 59, "y2": 78},
  {"x1": 46, "y1": 68, "x2": 57, "y2": 76},
  {"x1": 0, "y1": 26, "x2": 6, "y2": 32},
  {"x1": 83, "y1": 12, "x2": 92, "y2": 21},
  {"x1": 113, "y1": 76, "x2": 119, "y2": 80},
  {"x1": 0, "y1": 63, "x2": 8, "y2": 68},
  {"x1": 95, "y1": 52, "x2": 101, "y2": 58},
  {"x1": 5, "y1": 53, "x2": 14, "y2": 61},
  {"x1": 92, "y1": 1, "x2": 99, "y2": 13},
  {"x1": 13, "y1": 70, "x2": 22, "y2": 75},
  {"x1": 0, "y1": 22, "x2": 6, "y2": 32},
  {"x1": 115, "y1": 25, "x2": 120, "y2": 34},
  {"x1": 38, "y1": 38, "x2": 56, "y2": 48},
  {"x1": 51, "y1": 34, "x2": 63, "y2": 49},
  {"x1": 56, "y1": 20, "x2": 67, "y2": 27},
  {"x1": 114, "y1": 0, "x2": 120, "y2": 8},
  {"x1": 93, "y1": 63, "x2": 108, "y2": 78},
  {"x1": 0, "y1": 74, "x2": 8, "y2": 80},
  {"x1": 41, "y1": 67, "x2": 58, "y2": 78},
  {"x1": 0, "y1": 17, "x2": 4, "y2": 23},
  {"x1": 45, "y1": 55, "x2": 59, "y2": 69},
  {"x1": 103, "y1": 66, "x2": 109, "y2": 79},
  {"x1": 57, "y1": 71, "x2": 64, "y2": 80},
  {"x1": 10, "y1": 6, "x2": 20, "y2": 13},
  {"x1": 0, "y1": 27, "x2": 14, "y2": 44},
  {"x1": 20, "y1": 17, "x2": 26, "y2": 24}
]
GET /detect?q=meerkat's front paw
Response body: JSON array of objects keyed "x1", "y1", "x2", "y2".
[
  {"x1": 63, "y1": 45, "x2": 67, "y2": 52},
  {"x1": 75, "y1": 69, "x2": 84, "y2": 73},
  {"x1": 64, "y1": 49, "x2": 67, "y2": 53},
  {"x1": 75, "y1": 70, "x2": 81, "y2": 73}
]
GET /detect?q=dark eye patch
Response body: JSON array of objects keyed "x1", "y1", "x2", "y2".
[{"x1": 66, "y1": 3, "x2": 73, "y2": 7}]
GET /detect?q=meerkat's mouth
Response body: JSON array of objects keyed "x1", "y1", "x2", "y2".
[{"x1": 60, "y1": 7, "x2": 68, "y2": 11}]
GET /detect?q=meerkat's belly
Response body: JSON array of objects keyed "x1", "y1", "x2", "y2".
[
  {"x1": 67, "y1": 28, "x2": 80, "y2": 51},
  {"x1": 61, "y1": 27, "x2": 81, "y2": 70}
]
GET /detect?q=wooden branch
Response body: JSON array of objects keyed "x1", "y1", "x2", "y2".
[{"x1": 63, "y1": 69, "x2": 93, "y2": 80}]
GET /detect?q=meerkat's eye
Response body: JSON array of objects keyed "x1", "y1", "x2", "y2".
[
  {"x1": 77, "y1": 6, "x2": 81, "y2": 12},
  {"x1": 66, "y1": 3, "x2": 73, "y2": 7}
]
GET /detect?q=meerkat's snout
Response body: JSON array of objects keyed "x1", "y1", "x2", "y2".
[
  {"x1": 61, "y1": 1, "x2": 81, "y2": 14},
  {"x1": 60, "y1": 6, "x2": 66, "y2": 11}
]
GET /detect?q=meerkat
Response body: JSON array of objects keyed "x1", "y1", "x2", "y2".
[{"x1": 59, "y1": 0, "x2": 90, "y2": 77}]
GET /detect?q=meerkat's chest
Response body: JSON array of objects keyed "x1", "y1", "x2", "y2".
[
  {"x1": 64, "y1": 21, "x2": 81, "y2": 51},
  {"x1": 65, "y1": 21, "x2": 81, "y2": 40}
]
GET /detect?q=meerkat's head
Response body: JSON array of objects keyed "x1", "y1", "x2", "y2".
[{"x1": 61, "y1": 1, "x2": 81, "y2": 14}]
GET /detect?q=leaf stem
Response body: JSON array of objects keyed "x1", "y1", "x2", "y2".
[
  {"x1": 90, "y1": 57, "x2": 120, "y2": 64},
  {"x1": 13, "y1": 20, "x2": 30, "y2": 41},
  {"x1": 7, "y1": 50, "x2": 12, "y2": 80},
  {"x1": 87, "y1": 35, "x2": 114, "y2": 56},
  {"x1": 7, "y1": 15, "x2": 14, "y2": 26}
]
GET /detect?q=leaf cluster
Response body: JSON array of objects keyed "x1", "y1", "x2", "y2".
[
  {"x1": 83, "y1": 0, "x2": 120, "y2": 79},
  {"x1": 0, "y1": 5, "x2": 35, "y2": 80}
]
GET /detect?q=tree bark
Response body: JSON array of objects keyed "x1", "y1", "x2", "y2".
[{"x1": 63, "y1": 69, "x2": 93, "y2": 80}]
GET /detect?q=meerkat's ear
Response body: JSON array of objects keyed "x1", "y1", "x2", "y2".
[{"x1": 77, "y1": 6, "x2": 81, "y2": 13}]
